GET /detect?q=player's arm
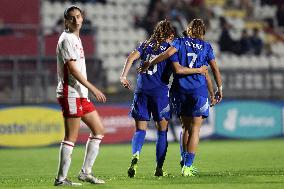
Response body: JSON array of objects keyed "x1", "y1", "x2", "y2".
[
  {"x1": 137, "y1": 46, "x2": 177, "y2": 73},
  {"x1": 66, "y1": 60, "x2": 106, "y2": 102},
  {"x1": 150, "y1": 46, "x2": 177, "y2": 65},
  {"x1": 209, "y1": 59, "x2": 223, "y2": 103},
  {"x1": 169, "y1": 52, "x2": 207, "y2": 75},
  {"x1": 205, "y1": 71, "x2": 216, "y2": 107},
  {"x1": 120, "y1": 50, "x2": 140, "y2": 90},
  {"x1": 172, "y1": 62, "x2": 208, "y2": 75}
]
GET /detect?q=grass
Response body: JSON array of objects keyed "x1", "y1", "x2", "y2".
[{"x1": 0, "y1": 139, "x2": 283, "y2": 189}]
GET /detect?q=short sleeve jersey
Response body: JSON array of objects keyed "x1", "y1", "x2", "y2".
[
  {"x1": 170, "y1": 36, "x2": 215, "y2": 96},
  {"x1": 56, "y1": 31, "x2": 88, "y2": 98},
  {"x1": 135, "y1": 41, "x2": 172, "y2": 96}
]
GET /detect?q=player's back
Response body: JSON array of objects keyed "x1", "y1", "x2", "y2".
[
  {"x1": 171, "y1": 36, "x2": 215, "y2": 96},
  {"x1": 135, "y1": 41, "x2": 172, "y2": 96}
]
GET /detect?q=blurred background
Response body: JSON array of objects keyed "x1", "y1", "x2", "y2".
[{"x1": 0, "y1": 0, "x2": 283, "y2": 147}]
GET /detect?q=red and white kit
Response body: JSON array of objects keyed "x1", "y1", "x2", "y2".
[{"x1": 56, "y1": 31, "x2": 95, "y2": 117}]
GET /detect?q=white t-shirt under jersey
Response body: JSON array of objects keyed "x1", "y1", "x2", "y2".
[{"x1": 56, "y1": 31, "x2": 88, "y2": 98}]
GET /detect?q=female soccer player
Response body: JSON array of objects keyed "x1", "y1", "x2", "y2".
[
  {"x1": 120, "y1": 20, "x2": 208, "y2": 178},
  {"x1": 54, "y1": 5, "x2": 106, "y2": 186},
  {"x1": 138, "y1": 19, "x2": 223, "y2": 176}
]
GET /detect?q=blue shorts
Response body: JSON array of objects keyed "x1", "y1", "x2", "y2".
[
  {"x1": 171, "y1": 92, "x2": 209, "y2": 118},
  {"x1": 130, "y1": 92, "x2": 171, "y2": 121}
]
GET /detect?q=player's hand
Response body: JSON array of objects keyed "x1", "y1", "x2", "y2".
[
  {"x1": 198, "y1": 66, "x2": 208, "y2": 75},
  {"x1": 215, "y1": 88, "x2": 223, "y2": 104},
  {"x1": 90, "y1": 87, "x2": 106, "y2": 103},
  {"x1": 209, "y1": 94, "x2": 217, "y2": 107},
  {"x1": 120, "y1": 76, "x2": 132, "y2": 90},
  {"x1": 137, "y1": 61, "x2": 151, "y2": 73}
]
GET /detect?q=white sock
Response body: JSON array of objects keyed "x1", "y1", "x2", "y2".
[
  {"x1": 81, "y1": 135, "x2": 103, "y2": 174},
  {"x1": 56, "y1": 141, "x2": 74, "y2": 181}
]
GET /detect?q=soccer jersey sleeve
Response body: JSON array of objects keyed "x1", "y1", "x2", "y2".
[
  {"x1": 136, "y1": 42, "x2": 145, "y2": 55},
  {"x1": 169, "y1": 52, "x2": 179, "y2": 63},
  {"x1": 171, "y1": 38, "x2": 181, "y2": 51},
  {"x1": 60, "y1": 38, "x2": 77, "y2": 63},
  {"x1": 206, "y1": 43, "x2": 215, "y2": 62}
]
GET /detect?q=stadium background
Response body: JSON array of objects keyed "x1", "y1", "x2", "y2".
[{"x1": 0, "y1": 0, "x2": 283, "y2": 147}]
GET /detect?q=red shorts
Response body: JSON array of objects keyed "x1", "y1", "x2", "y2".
[{"x1": 57, "y1": 98, "x2": 96, "y2": 117}]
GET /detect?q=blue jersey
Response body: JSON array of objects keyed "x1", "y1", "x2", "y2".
[
  {"x1": 170, "y1": 37, "x2": 215, "y2": 97},
  {"x1": 135, "y1": 41, "x2": 172, "y2": 96}
]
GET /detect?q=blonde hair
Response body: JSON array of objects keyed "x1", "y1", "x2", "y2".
[
  {"x1": 187, "y1": 19, "x2": 205, "y2": 40},
  {"x1": 144, "y1": 19, "x2": 175, "y2": 51}
]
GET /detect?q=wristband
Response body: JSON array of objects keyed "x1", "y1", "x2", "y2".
[
  {"x1": 217, "y1": 85, "x2": 223, "y2": 91},
  {"x1": 120, "y1": 76, "x2": 127, "y2": 80}
]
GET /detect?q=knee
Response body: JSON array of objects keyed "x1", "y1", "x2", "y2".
[
  {"x1": 91, "y1": 125, "x2": 105, "y2": 136},
  {"x1": 157, "y1": 125, "x2": 168, "y2": 131}
]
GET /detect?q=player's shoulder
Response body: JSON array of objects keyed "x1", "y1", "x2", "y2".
[
  {"x1": 174, "y1": 36, "x2": 185, "y2": 42},
  {"x1": 137, "y1": 40, "x2": 148, "y2": 50},
  {"x1": 161, "y1": 41, "x2": 170, "y2": 48},
  {"x1": 203, "y1": 40, "x2": 213, "y2": 51},
  {"x1": 194, "y1": 38, "x2": 213, "y2": 50},
  {"x1": 171, "y1": 37, "x2": 185, "y2": 47},
  {"x1": 203, "y1": 39, "x2": 212, "y2": 46},
  {"x1": 58, "y1": 31, "x2": 75, "y2": 44}
]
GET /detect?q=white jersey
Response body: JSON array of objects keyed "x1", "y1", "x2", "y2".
[{"x1": 56, "y1": 31, "x2": 88, "y2": 98}]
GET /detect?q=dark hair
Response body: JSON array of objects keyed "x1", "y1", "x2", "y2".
[
  {"x1": 64, "y1": 5, "x2": 82, "y2": 19},
  {"x1": 144, "y1": 19, "x2": 175, "y2": 51},
  {"x1": 63, "y1": 5, "x2": 82, "y2": 30},
  {"x1": 187, "y1": 19, "x2": 205, "y2": 39}
]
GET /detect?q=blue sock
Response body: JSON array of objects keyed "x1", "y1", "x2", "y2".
[
  {"x1": 156, "y1": 130, "x2": 168, "y2": 168},
  {"x1": 181, "y1": 151, "x2": 186, "y2": 166},
  {"x1": 132, "y1": 129, "x2": 146, "y2": 155},
  {"x1": 184, "y1": 152, "x2": 195, "y2": 167}
]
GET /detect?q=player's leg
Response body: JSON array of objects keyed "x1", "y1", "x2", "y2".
[
  {"x1": 55, "y1": 98, "x2": 82, "y2": 186},
  {"x1": 131, "y1": 120, "x2": 147, "y2": 157},
  {"x1": 55, "y1": 117, "x2": 81, "y2": 186},
  {"x1": 171, "y1": 91, "x2": 187, "y2": 167},
  {"x1": 78, "y1": 99, "x2": 105, "y2": 184},
  {"x1": 186, "y1": 116, "x2": 203, "y2": 154},
  {"x1": 127, "y1": 120, "x2": 147, "y2": 178},
  {"x1": 185, "y1": 95, "x2": 209, "y2": 166},
  {"x1": 180, "y1": 116, "x2": 195, "y2": 176},
  {"x1": 81, "y1": 111, "x2": 103, "y2": 174},
  {"x1": 128, "y1": 93, "x2": 149, "y2": 177},
  {"x1": 182, "y1": 116, "x2": 202, "y2": 161},
  {"x1": 181, "y1": 95, "x2": 209, "y2": 176},
  {"x1": 151, "y1": 94, "x2": 170, "y2": 176},
  {"x1": 179, "y1": 118, "x2": 188, "y2": 168},
  {"x1": 154, "y1": 119, "x2": 169, "y2": 176}
]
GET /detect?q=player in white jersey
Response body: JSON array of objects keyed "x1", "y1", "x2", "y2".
[{"x1": 54, "y1": 5, "x2": 106, "y2": 186}]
